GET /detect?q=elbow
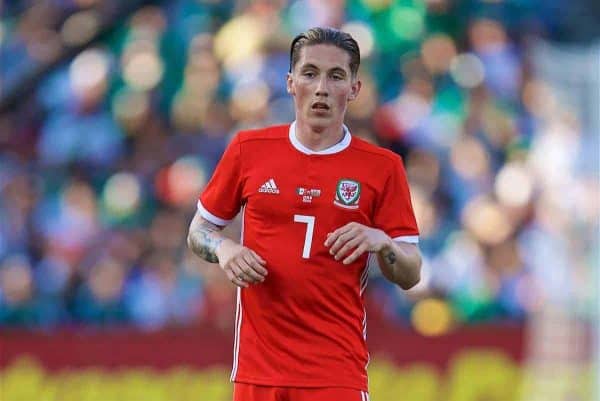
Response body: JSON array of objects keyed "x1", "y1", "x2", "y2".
[
  {"x1": 398, "y1": 255, "x2": 422, "y2": 290},
  {"x1": 398, "y1": 272, "x2": 420, "y2": 290}
]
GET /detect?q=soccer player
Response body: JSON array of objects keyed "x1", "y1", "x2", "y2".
[{"x1": 187, "y1": 27, "x2": 422, "y2": 401}]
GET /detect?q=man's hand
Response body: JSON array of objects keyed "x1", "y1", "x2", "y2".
[
  {"x1": 324, "y1": 222, "x2": 422, "y2": 289},
  {"x1": 216, "y1": 239, "x2": 268, "y2": 288},
  {"x1": 324, "y1": 222, "x2": 392, "y2": 265}
]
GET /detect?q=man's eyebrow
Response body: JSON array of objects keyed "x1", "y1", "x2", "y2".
[
  {"x1": 300, "y1": 63, "x2": 319, "y2": 70},
  {"x1": 329, "y1": 67, "x2": 347, "y2": 75},
  {"x1": 300, "y1": 63, "x2": 348, "y2": 75}
]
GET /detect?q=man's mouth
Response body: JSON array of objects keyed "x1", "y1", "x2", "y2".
[{"x1": 311, "y1": 102, "x2": 330, "y2": 110}]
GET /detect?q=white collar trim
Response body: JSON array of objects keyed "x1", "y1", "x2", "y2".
[{"x1": 288, "y1": 121, "x2": 351, "y2": 155}]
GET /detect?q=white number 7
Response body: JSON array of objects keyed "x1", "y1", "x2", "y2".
[{"x1": 294, "y1": 214, "x2": 315, "y2": 259}]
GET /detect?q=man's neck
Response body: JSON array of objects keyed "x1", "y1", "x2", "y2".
[{"x1": 295, "y1": 120, "x2": 345, "y2": 152}]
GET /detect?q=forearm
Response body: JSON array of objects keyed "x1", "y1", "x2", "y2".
[
  {"x1": 187, "y1": 218, "x2": 232, "y2": 263},
  {"x1": 376, "y1": 240, "x2": 422, "y2": 290}
]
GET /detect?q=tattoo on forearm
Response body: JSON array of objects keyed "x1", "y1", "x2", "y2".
[
  {"x1": 189, "y1": 222, "x2": 223, "y2": 263},
  {"x1": 384, "y1": 250, "x2": 397, "y2": 266}
]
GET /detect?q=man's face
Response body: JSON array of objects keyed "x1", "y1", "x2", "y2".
[{"x1": 287, "y1": 44, "x2": 361, "y2": 130}]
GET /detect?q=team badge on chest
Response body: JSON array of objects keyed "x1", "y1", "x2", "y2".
[{"x1": 334, "y1": 179, "x2": 361, "y2": 209}]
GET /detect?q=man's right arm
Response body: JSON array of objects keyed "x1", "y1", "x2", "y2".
[
  {"x1": 186, "y1": 210, "x2": 226, "y2": 264},
  {"x1": 187, "y1": 209, "x2": 268, "y2": 287}
]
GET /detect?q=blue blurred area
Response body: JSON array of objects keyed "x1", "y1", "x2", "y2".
[{"x1": 0, "y1": 0, "x2": 597, "y2": 332}]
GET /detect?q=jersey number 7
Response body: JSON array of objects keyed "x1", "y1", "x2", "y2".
[{"x1": 293, "y1": 214, "x2": 315, "y2": 259}]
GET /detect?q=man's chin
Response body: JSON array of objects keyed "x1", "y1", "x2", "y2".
[
  {"x1": 305, "y1": 113, "x2": 332, "y2": 125},
  {"x1": 305, "y1": 118, "x2": 330, "y2": 132}
]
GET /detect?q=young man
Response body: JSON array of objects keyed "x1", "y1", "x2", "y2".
[{"x1": 188, "y1": 27, "x2": 421, "y2": 401}]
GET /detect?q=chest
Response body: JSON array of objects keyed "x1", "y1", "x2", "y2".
[{"x1": 241, "y1": 154, "x2": 381, "y2": 229}]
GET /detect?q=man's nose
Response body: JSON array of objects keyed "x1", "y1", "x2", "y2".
[{"x1": 315, "y1": 76, "x2": 329, "y2": 97}]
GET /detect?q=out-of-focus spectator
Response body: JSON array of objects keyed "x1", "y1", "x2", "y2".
[
  {"x1": 0, "y1": 255, "x2": 39, "y2": 326},
  {"x1": 125, "y1": 250, "x2": 203, "y2": 330},
  {"x1": 72, "y1": 256, "x2": 128, "y2": 324}
]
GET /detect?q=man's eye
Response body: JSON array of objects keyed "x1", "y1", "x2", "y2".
[
  {"x1": 303, "y1": 72, "x2": 315, "y2": 77},
  {"x1": 332, "y1": 75, "x2": 344, "y2": 80}
]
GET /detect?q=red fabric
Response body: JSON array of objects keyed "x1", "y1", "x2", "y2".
[
  {"x1": 233, "y1": 383, "x2": 367, "y2": 401},
  {"x1": 0, "y1": 323, "x2": 527, "y2": 371},
  {"x1": 199, "y1": 124, "x2": 419, "y2": 391}
]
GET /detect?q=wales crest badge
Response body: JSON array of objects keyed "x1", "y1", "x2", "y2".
[{"x1": 334, "y1": 179, "x2": 361, "y2": 209}]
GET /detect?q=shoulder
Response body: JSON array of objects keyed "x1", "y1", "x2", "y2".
[
  {"x1": 349, "y1": 135, "x2": 403, "y2": 167},
  {"x1": 235, "y1": 124, "x2": 290, "y2": 144}
]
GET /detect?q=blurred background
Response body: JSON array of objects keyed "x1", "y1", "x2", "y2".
[{"x1": 0, "y1": 0, "x2": 598, "y2": 400}]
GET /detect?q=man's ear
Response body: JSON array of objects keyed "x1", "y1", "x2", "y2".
[
  {"x1": 348, "y1": 78, "x2": 362, "y2": 101},
  {"x1": 286, "y1": 72, "x2": 295, "y2": 95}
]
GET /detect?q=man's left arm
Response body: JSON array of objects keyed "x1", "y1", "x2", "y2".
[
  {"x1": 324, "y1": 222, "x2": 422, "y2": 290},
  {"x1": 375, "y1": 238, "x2": 421, "y2": 290}
]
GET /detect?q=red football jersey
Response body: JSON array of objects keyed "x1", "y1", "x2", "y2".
[{"x1": 198, "y1": 122, "x2": 419, "y2": 391}]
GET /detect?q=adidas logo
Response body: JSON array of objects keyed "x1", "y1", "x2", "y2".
[{"x1": 258, "y1": 178, "x2": 280, "y2": 194}]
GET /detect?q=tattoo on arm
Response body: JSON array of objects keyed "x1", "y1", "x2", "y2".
[
  {"x1": 384, "y1": 250, "x2": 397, "y2": 266},
  {"x1": 188, "y1": 220, "x2": 224, "y2": 263}
]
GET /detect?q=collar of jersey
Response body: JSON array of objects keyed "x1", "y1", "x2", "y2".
[{"x1": 288, "y1": 121, "x2": 352, "y2": 155}]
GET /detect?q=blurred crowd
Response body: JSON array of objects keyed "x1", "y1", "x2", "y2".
[{"x1": 0, "y1": 0, "x2": 598, "y2": 333}]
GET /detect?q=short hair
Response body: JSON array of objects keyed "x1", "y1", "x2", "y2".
[{"x1": 289, "y1": 27, "x2": 360, "y2": 76}]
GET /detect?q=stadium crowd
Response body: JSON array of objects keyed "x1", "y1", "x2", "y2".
[{"x1": 0, "y1": 0, "x2": 597, "y2": 333}]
